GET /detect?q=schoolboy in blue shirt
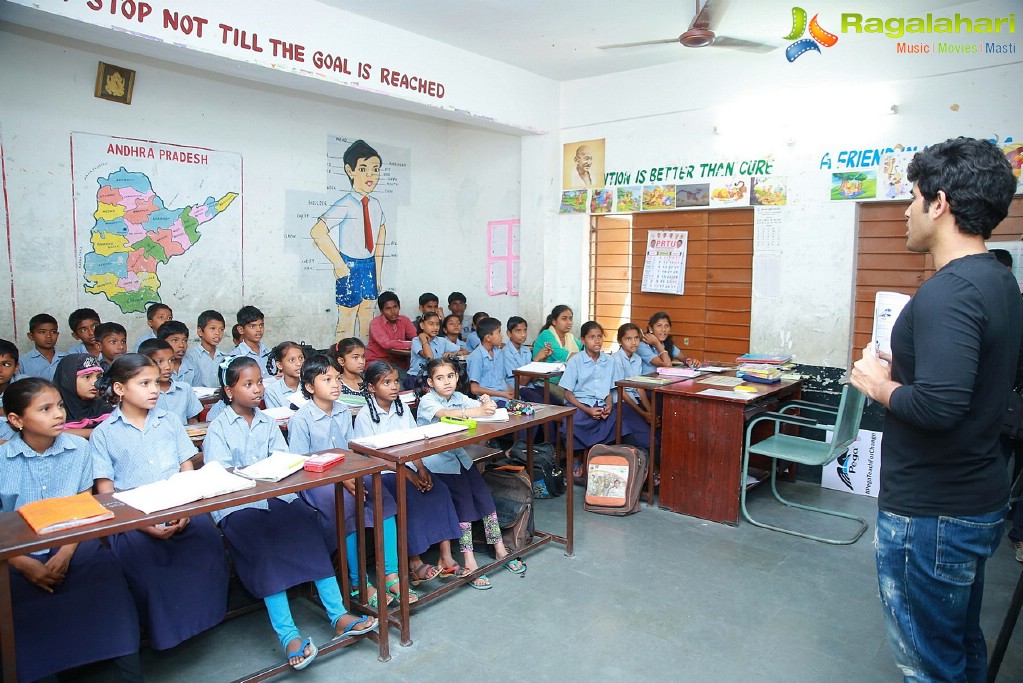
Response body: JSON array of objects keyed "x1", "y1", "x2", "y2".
[
  {"x1": 94, "y1": 322, "x2": 128, "y2": 371},
  {"x1": 448, "y1": 292, "x2": 469, "y2": 339},
  {"x1": 139, "y1": 339, "x2": 203, "y2": 425},
  {"x1": 20, "y1": 313, "x2": 66, "y2": 381},
  {"x1": 185, "y1": 310, "x2": 227, "y2": 388},
  {"x1": 464, "y1": 311, "x2": 489, "y2": 352},
  {"x1": 0, "y1": 339, "x2": 29, "y2": 405},
  {"x1": 232, "y1": 305, "x2": 274, "y2": 377},
  {"x1": 467, "y1": 318, "x2": 514, "y2": 403},
  {"x1": 66, "y1": 308, "x2": 101, "y2": 357},
  {"x1": 157, "y1": 320, "x2": 197, "y2": 386},
  {"x1": 135, "y1": 303, "x2": 172, "y2": 352},
  {"x1": 501, "y1": 315, "x2": 537, "y2": 390}
]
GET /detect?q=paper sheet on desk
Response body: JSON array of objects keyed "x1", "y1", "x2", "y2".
[
  {"x1": 192, "y1": 386, "x2": 218, "y2": 399},
  {"x1": 699, "y1": 375, "x2": 744, "y2": 387},
  {"x1": 516, "y1": 361, "x2": 566, "y2": 374},
  {"x1": 697, "y1": 388, "x2": 754, "y2": 401},
  {"x1": 474, "y1": 408, "x2": 509, "y2": 423}
]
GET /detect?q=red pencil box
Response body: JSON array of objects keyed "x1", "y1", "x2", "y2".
[{"x1": 304, "y1": 451, "x2": 346, "y2": 472}]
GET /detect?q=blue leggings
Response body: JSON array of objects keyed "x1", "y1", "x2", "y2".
[
  {"x1": 263, "y1": 576, "x2": 346, "y2": 650},
  {"x1": 345, "y1": 516, "x2": 398, "y2": 582}
]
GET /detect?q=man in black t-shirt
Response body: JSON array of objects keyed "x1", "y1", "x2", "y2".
[{"x1": 852, "y1": 137, "x2": 1022, "y2": 682}]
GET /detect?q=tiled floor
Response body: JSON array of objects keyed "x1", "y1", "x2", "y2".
[{"x1": 74, "y1": 481, "x2": 1023, "y2": 682}]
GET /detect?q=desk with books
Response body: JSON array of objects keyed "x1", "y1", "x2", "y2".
[
  {"x1": 348, "y1": 404, "x2": 575, "y2": 646},
  {"x1": 0, "y1": 453, "x2": 392, "y2": 683},
  {"x1": 652, "y1": 372, "x2": 802, "y2": 524}
]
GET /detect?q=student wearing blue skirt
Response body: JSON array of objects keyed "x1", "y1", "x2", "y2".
[
  {"x1": 1, "y1": 378, "x2": 142, "y2": 682},
  {"x1": 354, "y1": 361, "x2": 461, "y2": 589},
  {"x1": 92, "y1": 354, "x2": 229, "y2": 652},
  {"x1": 416, "y1": 358, "x2": 526, "y2": 590},
  {"x1": 287, "y1": 354, "x2": 408, "y2": 605},
  {"x1": 560, "y1": 321, "x2": 647, "y2": 479},
  {"x1": 204, "y1": 356, "x2": 376, "y2": 670}
]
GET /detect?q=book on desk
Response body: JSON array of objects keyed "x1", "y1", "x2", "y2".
[
  {"x1": 112, "y1": 461, "x2": 257, "y2": 514},
  {"x1": 18, "y1": 491, "x2": 115, "y2": 534}
]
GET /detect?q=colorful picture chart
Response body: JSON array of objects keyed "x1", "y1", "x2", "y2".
[{"x1": 641, "y1": 230, "x2": 688, "y2": 295}]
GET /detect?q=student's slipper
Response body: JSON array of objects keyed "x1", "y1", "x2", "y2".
[
  {"x1": 437, "y1": 562, "x2": 463, "y2": 578},
  {"x1": 503, "y1": 557, "x2": 526, "y2": 575},
  {"x1": 386, "y1": 577, "x2": 419, "y2": 604},
  {"x1": 408, "y1": 562, "x2": 441, "y2": 585},
  {"x1": 468, "y1": 573, "x2": 492, "y2": 590},
  {"x1": 334, "y1": 614, "x2": 378, "y2": 640},
  {"x1": 350, "y1": 585, "x2": 393, "y2": 608},
  {"x1": 286, "y1": 637, "x2": 318, "y2": 670}
]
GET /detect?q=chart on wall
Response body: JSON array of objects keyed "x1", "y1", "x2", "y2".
[
  {"x1": 283, "y1": 135, "x2": 411, "y2": 340},
  {"x1": 71, "y1": 133, "x2": 242, "y2": 315}
]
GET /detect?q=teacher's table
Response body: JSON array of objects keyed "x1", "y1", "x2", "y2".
[
  {"x1": 0, "y1": 452, "x2": 391, "y2": 683},
  {"x1": 349, "y1": 405, "x2": 575, "y2": 646},
  {"x1": 653, "y1": 373, "x2": 802, "y2": 525}
]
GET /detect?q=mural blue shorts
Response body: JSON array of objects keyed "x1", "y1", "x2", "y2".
[{"x1": 335, "y1": 253, "x2": 378, "y2": 307}]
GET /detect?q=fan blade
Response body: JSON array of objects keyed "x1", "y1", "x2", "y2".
[
  {"x1": 710, "y1": 36, "x2": 776, "y2": 53},
  {"x1": 598, "y1": 37, "x2": 679, "y2": 50},
  {"x1": 691, "y1": 0, "x2": 731, "y2": 31}
]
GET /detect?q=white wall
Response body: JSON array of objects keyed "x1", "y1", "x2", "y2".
[
  {"x1": 0, "y1": 24, "x2": 551, "y2": 349},
  {"x1": 560, "y1": 54, "x2": 1023, "y2": 367}
]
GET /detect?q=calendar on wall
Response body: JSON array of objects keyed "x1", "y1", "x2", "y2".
[{"x1": 640, "y1": 230, "x2": 688, "y2": 295}]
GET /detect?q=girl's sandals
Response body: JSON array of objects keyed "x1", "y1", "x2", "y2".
[
  {"x1": 408, "y1": 562, "x2": 441, "y2": 586},
  {"x1": 468, "y1": 573, "x2": 492, "y2": 590},
  {"x1": 385, "y1": 577, "x2": 419, "y2": 604},
  {"x1": 503, "y1": 557, "x2": 526, "y2": 575},
  {"x1": 437, "y1": 562, "x2": 463, "y2": 579},
  {"x1": 350, "y1": 584, "x2": 393, "y2": 609}
]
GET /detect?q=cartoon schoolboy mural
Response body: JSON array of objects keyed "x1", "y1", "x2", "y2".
[{"x1": 310, "y1": 139, "x2": 386, "y2": 339}]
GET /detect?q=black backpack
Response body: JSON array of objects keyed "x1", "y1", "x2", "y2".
[
  {"x1": 478, "y1": 466, "x2": 535, "y2": 554},
  {"x1": 506, "y1": 440, "x2": 566, "y2": 499}
]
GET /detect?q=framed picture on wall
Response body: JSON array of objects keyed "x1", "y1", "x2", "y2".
[{"x1": 95, "y1": 62, "x2": 135, "y2": 105}]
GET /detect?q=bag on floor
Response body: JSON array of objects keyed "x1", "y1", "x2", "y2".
[
  {"x1": 480, "y1": 466, "x2": 535, "y2": 554},
  {"x1": 507, "y1": 440, "x2": 566, "y2": 499},
  {"x1": 583, "y1": 444, "x2": 648, "y2": 516}
]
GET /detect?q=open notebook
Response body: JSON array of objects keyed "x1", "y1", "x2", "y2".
[
  {"x1": 113, "y1": 462, "x2": 256, "y2": 514},
  {"x1": 350, "y1": 421, "x2": 468, "y2": 450}
]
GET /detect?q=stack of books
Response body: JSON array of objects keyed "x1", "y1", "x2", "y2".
[
  {"x1": 735, "y1": 353, "x2": 792, "y2": 365},
  {"x1": 736, "y1": 364, "x2": 783, "y2": 384}
]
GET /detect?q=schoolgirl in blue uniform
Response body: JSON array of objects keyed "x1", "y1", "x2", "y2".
[
  {"x1": 560, "y1": 322, "x2": 646, "y2": 476},
  {"x1": 203, "y1": 356, "x2": 376, "y2": 670},
  {"x1": 354, "y1": 361, "x2": 461, "y2": 589},
  {"x1": 287, "y1": 354, "x2": 406, "y2": 605},
  {"x1": 613, "y1": 323, "x2": 655, "y2": 442},
  {"x1": 332, "y1": 337, "x2": 368, "y2": 397},
  {"x1": 138, "y1": 339, "x2": 203, "y2": 425},
  {"x1": 637, "y1": 311, "x2": 683, "y2": 374},
  {"x1": 263, "y1": 341, "x2": 305, "y2": 409},
  {"x1": 416, "y1": 358, "x2": 526, "y2": 589},
  {"x1": 0, "y1": 378, "x2": 142, "y2": 682},
  {"x1": 91, "y1": 354, "x2": 229, "y2": 652}
]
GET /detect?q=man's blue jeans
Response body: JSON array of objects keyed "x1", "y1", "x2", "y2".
[{"x1": 876, "y1": 507, "x2": 1006, "y2": 682}]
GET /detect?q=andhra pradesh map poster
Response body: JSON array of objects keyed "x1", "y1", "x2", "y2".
[{"x1": 71, "y1": 133, "x2": 242, "y2": 316}]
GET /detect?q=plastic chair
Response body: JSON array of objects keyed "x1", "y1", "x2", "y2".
[{"x1": 739, "y1": 384, "x2": 868, "y2": 544}]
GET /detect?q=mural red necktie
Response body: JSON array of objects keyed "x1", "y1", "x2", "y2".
[{"x1": 362, "y1": 196, "x2": 373, "y2": 252}]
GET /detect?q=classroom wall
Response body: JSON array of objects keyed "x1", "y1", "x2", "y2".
[
  {"x1": 559, "y1": 55, "x2": 1022, "y2": 368},
  {"x1": 0, "y1": 23, "x2": 561, "y2": 350}
]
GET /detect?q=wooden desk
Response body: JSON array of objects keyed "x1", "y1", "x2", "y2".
[
  {"x1": 654, "y1": 373, "x2": 802, "y2": 525},
  {"x1": 0, "y1": 453, "x2": 392, "y2": 683},
  {"x1": 512, "y1": 368, "x2": 564, "y2": 442},
  {"x1": 349, "y1": 405, "x2": 575, "y2": 646},
  {"x1": 613, "y1": 375, "x2": 690, "y2": 505}
]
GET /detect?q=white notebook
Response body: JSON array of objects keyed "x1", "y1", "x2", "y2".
[
  {"x1": 234, "y1": 451, "x2": 308, "y2": 482},
  {"x1": 350, "y1": 422, "x2": 468, "y2": 450},
  {"x1": 112, "y1": 462, "x2": 256, "y2": 514}
]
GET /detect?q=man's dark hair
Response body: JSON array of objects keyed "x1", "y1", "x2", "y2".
[
  {"x1": 29, "y1": 313, "x2": 58, "y2": 331},
  {"x1": 448, "y1": 291, "x2": 466, "y2": 305},
  {"x1": 156, "y1": 320, "x2": 190, "y2": 340},
  {"x1": 146, "y1": 303, "x2": 172, "y2": 321},
  {"x1": 343, "y1": 140, "x2": 381, "y2": 186},
  {"x1": 377, "y1": 291, "x2": 400, "y2": 310},
  {"x1": 990, "y1": 248, "x2": 1014, "y2": 269},
  {"x1": 419, "y1": 292, "x2": 439, "y2": 307},
  {"x1": 236, "y1": 306, "x2": 264, "y2": 326},
  {"x1": 907, "y1": 137, "x2": 1017, "y2": 239},
  {"x1": 477, "y1": 317, "x2": 502, "y2": 340},
  {"x1": 93, "y1": 322, "x2": 126, "y2": 342}
]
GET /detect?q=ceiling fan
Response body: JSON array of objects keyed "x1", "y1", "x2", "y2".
[{"x1": 598, "y1": 0, "x2": 775, "y2": 53}]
